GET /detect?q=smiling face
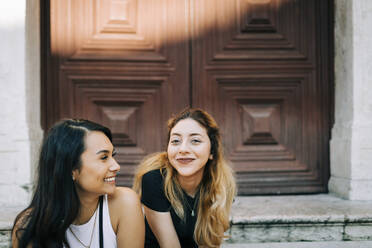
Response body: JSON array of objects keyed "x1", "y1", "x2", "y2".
[
  {"x1": 72, "y1": 131, "x2": 120, "y2": 198},
  {"x1": 167, "y1": 118, "x2": 212, "y2": 184}
]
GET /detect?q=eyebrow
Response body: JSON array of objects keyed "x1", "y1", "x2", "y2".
[
  {"x1": 190, "y1": 133, "x2": 202, "y2": 136},
  {"x1": 170, "y1": 132, "x2": 202, "y2": 137},
  {"x1": 96, "y1": 149, "x2": 114, "y2": 155}
]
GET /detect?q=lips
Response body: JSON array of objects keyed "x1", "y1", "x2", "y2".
[{"x1": 176, "y1": 158, "x2": 195, "y2": 164}]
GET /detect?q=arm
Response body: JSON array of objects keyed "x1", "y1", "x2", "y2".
[
  {"x1": 141, "y1": 169, "x2": 181, "y2": 247},
  {"x1": 144, "y1": 206, "x2": 181, "y2": 248},
  {"x1": 110, "y1": 187, "x2": 145, "y2": 248}
]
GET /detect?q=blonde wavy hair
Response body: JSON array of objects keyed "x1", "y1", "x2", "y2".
[{"x1": 133, "y1": 108, "x2": 236, "y2": 247}]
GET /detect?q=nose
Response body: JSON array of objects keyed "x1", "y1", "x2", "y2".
[
  {"x1": 178, "y1": 140, "x2": 190, "y2": 154},
  {"x1": 110, "y1": 158, "x2": 120, "y2": 172}
]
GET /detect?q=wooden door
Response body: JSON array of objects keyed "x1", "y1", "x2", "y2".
[
  {"x1": 43, "y1": 0, "x2": 190, "y2": 186},
  {"x1": 192, "y1": 0, "x2": 332, "y2": 194},
  {"x1": 43, "y1": 0, "x2": 332, "y2": 194}
]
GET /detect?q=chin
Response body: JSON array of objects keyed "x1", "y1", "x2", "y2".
[
  {"x1": 175, "y1": 167, "x2": 200, "y2": 177},
  {"x1": 104, "y1": 185, "x2": 116, "y2": 195}
]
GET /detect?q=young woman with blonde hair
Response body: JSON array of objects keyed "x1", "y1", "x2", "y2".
[{"x1": 133, "y1": 108, "x2": 236, "y2": 248}]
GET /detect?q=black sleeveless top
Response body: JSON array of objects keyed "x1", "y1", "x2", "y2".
[{"x1": 141, "y1": 169, "x2": 198, "y2": 248}]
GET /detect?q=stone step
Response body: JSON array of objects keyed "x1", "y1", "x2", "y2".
[
  {"x1": 226, "y1": 194, "x2": 372, "y2": 244},
  {"x1": 2, "y1": 194, "x2": 372, "y2": 247},
  {"x1": 222, "y1": 241, "x2": 372, "y2": 248}
]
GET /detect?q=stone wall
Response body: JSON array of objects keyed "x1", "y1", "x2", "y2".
[
  {"x1": 0, "y1": 231, "x2": 11, "y2": 248},
  {"x1": 0, "y1": 0, "x2": 42, "y2": 207},
  {"x1": 329, "y1": 0, "x2": 372, "y2": 200}
]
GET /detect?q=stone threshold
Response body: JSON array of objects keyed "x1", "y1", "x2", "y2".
[
  {"x1": 227, "y1": 194, "x2": 372, "y2": 243},
  {"x1": 2, "y1": 194, "x2": 372, "y2": 246},
  {"x1": 222, "y1": 241, "x2": 372, "y2": 248}
]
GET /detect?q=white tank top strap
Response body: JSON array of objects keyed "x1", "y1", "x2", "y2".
[
  {"x1": 65, "y1": 194, "x2": 117, "y2": 247},
  {"x1": 102, "y1": 194, "x2": 117, "y2": 247}
]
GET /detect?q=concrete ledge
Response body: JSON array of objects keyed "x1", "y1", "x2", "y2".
[
  {"x1": 230, "y1": 194, "x2": 372, "y2": 224},
  {"x1": 227, "y1": 194, "x2": 372, "y2": 243},
  {"x1": 222, "y1": 241, "x2": 372, "y2": 248},
  {"x1": 2, "y1": 194, "x2": 372, "y2": 247},
  {"x1": 0, "y1": 231, "x2": 11, "y2": 248}
]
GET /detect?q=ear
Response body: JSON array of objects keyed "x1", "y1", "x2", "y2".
[
  {"x1": 209, "y1": 154, "x2": 213, "y2": 160},
  {"x1": 72, "y1": 169, "x2": 79, "y2": 181}
]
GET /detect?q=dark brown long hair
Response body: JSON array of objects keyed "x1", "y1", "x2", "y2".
[{"x1": 12, "y1": 119, "x2": 112, "y2": 248}]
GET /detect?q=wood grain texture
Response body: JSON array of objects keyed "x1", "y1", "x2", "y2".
[
  {"x1": 43, "y1": 0, "x2": 332, "y2": 194},
  {"x1": 191, "y1": 0, "x2": 331, "y2": 194},
  {"x1": 46, "y1": 0, "x2": 190, "y2": 186}
]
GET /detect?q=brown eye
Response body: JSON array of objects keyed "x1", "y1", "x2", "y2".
[{"x1": 170, "y1": 139, "x2": 181, "y2": 145}]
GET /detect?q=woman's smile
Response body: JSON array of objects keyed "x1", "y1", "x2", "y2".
[
  {"x1": 176, "y1": 157, "x2": 195, "y2": 164},
  {"x1": 104, "y1": 176, "x2": 116, "y2": 183}
]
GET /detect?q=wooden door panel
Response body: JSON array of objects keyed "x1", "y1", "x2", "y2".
[
  {"x1": 192, "y1": 0, "x2": 330, "y2": 194},
  {"x1": 65, "y1": 75, "x2": 171, "y2": 185},
  {"x1": 194, "y1": 0, "x2": 315, "y2": 63},
  {"x1": 47, "y1": 0, "x2": 189, "y2": 186},
  {"x1": 51, "y1": 0, "x2": 173, "y2": 61},
  {"x1": 44, "y1": 0, "x2": 331, "y2": 193},
  {"x1": 215, "y1": 72, "x2": 323, "y2": 194}
]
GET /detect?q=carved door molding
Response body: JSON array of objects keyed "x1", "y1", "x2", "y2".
[
  {"x1": 42, "y1": 0, "x2": 333, "y2": 194},
  {"x1": 43, "y1": 0, "x2": 190, "y2": 186},
  {"x1": 191, "y1": 0, "x2": 332, "y2": 194}
]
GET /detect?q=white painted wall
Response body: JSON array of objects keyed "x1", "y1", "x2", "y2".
[
  {"x1": 329, "y1": 0, "x2": 372, "y2": 200},
  {"x1": 0, "y1": 0, "x2": 42, "y2": 207}
]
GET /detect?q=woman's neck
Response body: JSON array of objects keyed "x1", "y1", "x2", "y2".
[
  {"x1": 177, "y1": 173, "x2": 203, "y2": 197},
  {"x1": 74, "y1": 191, "x2": 100, "y2": 225}
]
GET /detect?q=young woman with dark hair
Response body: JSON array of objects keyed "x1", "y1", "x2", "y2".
[
  {"x1": 12, "y1": 119, "x2": 145, "y2": 248},
  {"x1": 133, "y1": 108, "x2": 236, "y2": 248}
]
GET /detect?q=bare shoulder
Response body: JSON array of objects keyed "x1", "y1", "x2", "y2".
[
  {"x1": 108, "y1": 187, "x2": 142, "y2": 218},
  {"x1": 109, "y1": 187, "x2": 141, "y2": 207},
  {"x1": 108, "y1": 187, "x2": 143, "y2": 233},
  {"x1": 13, "y1": 208, "x2": 32, "y2": 230}
]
